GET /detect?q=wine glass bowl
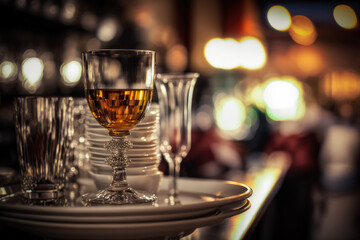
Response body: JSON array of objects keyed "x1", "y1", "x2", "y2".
[
  {"x1": 81, "y1": 49, "x2": 156, "y2": 206},
  {"x1": 86, "y1": 89, "x2": 153, "y2": 136}
]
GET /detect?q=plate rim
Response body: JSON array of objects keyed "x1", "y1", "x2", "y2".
[{"x1": 0, "y1": 177, "x2": 252, "y2": 216}]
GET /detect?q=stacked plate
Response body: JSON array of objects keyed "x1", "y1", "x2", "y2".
[
  {"x1": 0, "y1": 177, "x2": 252, "y2": 239},
  {"x1": 85, "y1": 104, "x2": 163, "y2": 194}
]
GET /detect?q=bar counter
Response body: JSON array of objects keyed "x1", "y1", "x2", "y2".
[{"x1": 189, "y1": 152, "x2": 291, "y2": 240}]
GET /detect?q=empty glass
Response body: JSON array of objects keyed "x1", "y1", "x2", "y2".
[
  {"x1": 14, "y1": 96, "x2": 74, "y2": 200},
  {"x1": 155, "y1": 73, "x2": 199, "y2": 205}
]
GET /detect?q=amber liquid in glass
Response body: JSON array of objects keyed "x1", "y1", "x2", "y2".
[{"x1": 87, "y1": 89, "x2": 153, "y2": 136}]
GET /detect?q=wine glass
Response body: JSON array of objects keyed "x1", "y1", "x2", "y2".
[
  {"x1": 81, "y1": 49, "x2": 156, "y2": 205},
  {"x1": 155, "y1": 73, "x2": 199, "y2": 205}
]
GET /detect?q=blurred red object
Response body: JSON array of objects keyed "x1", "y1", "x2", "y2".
[
  {"x1": 159, "y1": 128, "x2": 246, "y2": 179},
  {"x1": 265, "y1": 131, "x2": 321, "y2": 176}
]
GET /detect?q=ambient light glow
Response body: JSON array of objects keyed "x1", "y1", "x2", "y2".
[
  {"x1": 81, "y1": 12, "x2": 97, "y2": 31},
  {"x1": 292, "y1": 46, "x2": 324, "y2": 76},
  {"x1": 62, "y1": 1, "x2": 76, "y2": 21},
  {"x1": 204, "y1": 38, "x2": 241, "y2": 70},
  {"x1": 289, "y1": 15, "x2": 317, "y2": 46},
  {"x1": 238, "y1": 37, "x2": 267, "y2": 70},
  {"x1": 263, "y1": 77, "x2": 305, "y2": 121},
  {"x1": 22, "y1": 57, "x2": 44, "y2": 85},
  {"x1": 248, "y1": 83, "x2": 266, "y2": 111},
  {"x1": 322, "y1": 71, "x2": 360, "y2": 100},
  {"x1": 166, "y1": 44, "x2": 188, "y2": 72},
  {"x1": 204, "y1": 37, "x2": 266, "y2": 70},
  {"x1": 97, "y1": 18, "x2": 119, "y2": 42},
  {"x1": 0, "y1": 60, "x2": 17, "y2": 82},
  {"x1": 267, "y1": 5, "x2": 292, "y2": 31},
  {"x1": 195, "y1": 105, "x2": 213, "y2": 131},
  {"x1": 214, "y1": 94, "x2": 246, "y2": 133},
  {"x1": 61, "y1": 60, "x2": 82, "y2": 86},
  {"x1": 333, "y1": 4, "x2": 358, "y2": 29}
]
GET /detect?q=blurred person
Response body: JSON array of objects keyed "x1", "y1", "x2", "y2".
[{"x1": 261, "y1": 103, "x2": 332, "y2": 240}]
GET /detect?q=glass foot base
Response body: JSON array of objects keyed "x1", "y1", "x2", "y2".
[
  {"x1": 23, "y1": 183, "x2": 64, "y2": 200},
  {"x1": 81, "y1": 187, "x2": 157, "y2": 206},
  {"x1": 165, "y1": 195, "x2": 181, "y2": 206}
]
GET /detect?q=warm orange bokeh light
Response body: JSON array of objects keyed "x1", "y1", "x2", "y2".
[
  {"x1": 289, "y1": 15, "x2": 317, "y2": 46},
  {"x1": 292, "y1": 46, "x2": 324, "y2": 76},
  {"x1": 166, "y1": 44, "x2": 188, "y2": 72},
  {"x1": 322, "y1": 71, "x2": 360, "y2": 100}
]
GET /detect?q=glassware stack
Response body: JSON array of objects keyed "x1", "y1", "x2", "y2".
[{"x1": 85, "y1": 104, "x2": 163, "y2": 195}]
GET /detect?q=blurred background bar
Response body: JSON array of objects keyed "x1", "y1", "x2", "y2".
[{"x1": 0, "y1": 0, "x2": 359, "y2": 239}]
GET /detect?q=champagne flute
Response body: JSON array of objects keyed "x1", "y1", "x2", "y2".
[
  {"x1": 81, "y1": 49, "x2": 156, "y2": 205},
  {"x1": 155, "y1": 73, "x2": 198, "y2": 205}
]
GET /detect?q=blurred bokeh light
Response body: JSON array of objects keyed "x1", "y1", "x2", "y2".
[
  {"x1": 0, "y1": 60, "x2": 17, "y2": 82},
  {"x1": 166, "y1": 44, "x2": 188, "y2": 72},
  {"x1": 81, "y1": 12, "x2": 98, "y2": 31},
  {"x1": 289, "y1": 15, "x2": 317, "y2": 46},
  {"x1": 204, "y1": 38, "x2": 241, "y2": 70},
  {"x1": 321, "y1": 70, "x2": 360, "y2": 100},
  {"x1": 237, "y1": 36, "x2": 267, "y2": 70},
  {"x1": 21, "y1": 57, "x2": 44, "y2": 93},
  {"x1": 96, "y1": 17, "x2": 120, "y2": 42},
  {"x1": 61, "y1": 59, "x2": 82, "y2": 86},
  {"x1": 267, "y1": 5, "x2": 292, "y2": 31},
  {"x1": 263, "y1": 77, "x2": 305, "y2": 121},
  {"x1": 214, "y1": 93, "x2": 248, "y2": 139},
  {"x1": 195, "y1": 105, "x2": 213, "y2": 131},
  {"x1": 247, "y1": 82, "x2": 266, "y2": 111},
  {"x1": 204, "y1": 37, "x2": 266, "y2": 70},
  {"x1": 215, "y1": 94, "x2": 246, "y2": 131},
  {"x1": 291, "y1": 46, "x2": 324, "y2": 76},
  {"x1": 61, "y1": 0, "x2": 77, "y2": 23},
  {"x1": 333, "y1": 4, "x2": 358, "y2": 29}
]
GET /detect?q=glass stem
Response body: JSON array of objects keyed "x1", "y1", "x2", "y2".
[
  {"x1": 110, "y1": 167, "x2": 129, "y2": 191},
  {"x1": 169, "y1": 156, "x2": 181, "y2": 205},
  {"x1": 105, "y1": 135, "x2": 132, "y2": 192}
]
